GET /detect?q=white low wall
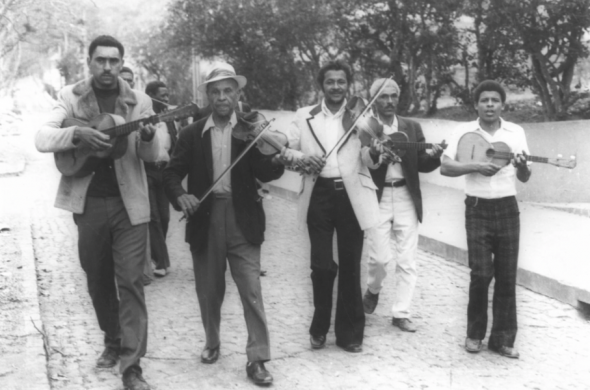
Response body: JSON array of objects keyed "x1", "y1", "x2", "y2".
[{"x1": 262, "y1": 110, "x2": 590, "y2": 203}]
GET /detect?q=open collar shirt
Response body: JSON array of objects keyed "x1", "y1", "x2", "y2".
[
  {"x1": 374, "y1": 113, "x2": 405, "y2": 182},
  {"x1": 318, "y1": 98, "x2": 346, "y2": 178},
  {"x1": 202, "y1": 112, "x2": 238, "y2": 194},
  {"x1": 444, "y1": 118, "x2": 530, "y2": 199}
]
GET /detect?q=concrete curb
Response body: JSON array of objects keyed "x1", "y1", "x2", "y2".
[
  {"x1": 0, "y1": 157, "x2": 26, "y2": 178},
  {"x1": 268, "y1": 184, "x2": 588, "y2": 310}
]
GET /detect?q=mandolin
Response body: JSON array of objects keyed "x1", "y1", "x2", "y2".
[
  {"x1": 55, "y1": 104, "x2": 198, "y2": 178},
  {"x1": 456, "y1": 132, "x2": 576, "y2": 169}
]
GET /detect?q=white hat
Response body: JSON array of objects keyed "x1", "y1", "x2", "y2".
[
  {"x1": 197, "y1": 62, "x2": 247, "y2": 93},
  {"x1": 370, "y1": 78, "x2": 400, "y2": 98}
]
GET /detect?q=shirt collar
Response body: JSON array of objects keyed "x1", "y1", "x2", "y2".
[
  {"x1": 202, "y1": 111, "x2": 238, "y2": 137},
  {"x1": 475, "y1": 117, "x2": 513, "y2": 133},
  {"x1": 321, "y1": 98, "x2": 347, "y2": 118}
]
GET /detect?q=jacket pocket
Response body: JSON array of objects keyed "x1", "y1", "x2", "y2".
[{"x1": 358, "y1": 172, "x2": 378, "y2": 190}]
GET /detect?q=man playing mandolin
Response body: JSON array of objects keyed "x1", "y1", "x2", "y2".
[
  {"x1": 163, "y1": 63, "x2": 284, "y2": 386},
  {"x1": 362, "y1": 78, "x2": 444, "y2": 333},
  {"x1": 35, "y1": 35, "x2": 159, "y2": 390},
  {"x1": 441, "y1": 80, "x2": 531, "y2": 359}
]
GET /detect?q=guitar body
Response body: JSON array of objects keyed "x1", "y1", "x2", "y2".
[
  {"x1": 456, "y1": 132, "x2": 511, "y2": 167},
  {"x1": 55, "y1": 114, "x2": 128, "y2": 177}
]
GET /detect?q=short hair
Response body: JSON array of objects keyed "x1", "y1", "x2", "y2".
[
  {"x1": 145, "y1": 81, "x2": 167, "y2": 96},
  {"x1": 88, "y1": 35, "x2": 124, "y2": 58},
  {"x1": 120, "y1": 66, "x2": 134, "y2": 76},
  {"x1": 370, "y1": 78, "x2": 400, "y2": 99},
  {"x1": 317, "y1": 61, "x2": 353, "y2": 88},
  {"x1": 473, "y1": 80, "x2": 506, "y2": 103}
]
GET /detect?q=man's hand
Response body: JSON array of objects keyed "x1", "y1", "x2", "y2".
[
  {"x1": 428, "y1": 141, "x2": 445, "y2": 159},
  {"x1": 512, "y1": 151, "x2": 528, "y2": 170},
  {"x1": 301, "y1": 155, "x2": 325, "y2": 174},
  {"x1": 73, "y1": 126, "x2": 111, "y2": 151},
  {"x1": 277, "y1": 147, "x2": 297, "y2": 165},
  {"x1": 139, "y1": 122, "x2": 156, "y2": 142},
  {"x1": 177, "y1": 194, "x2": 200, "y2": 219},
  {"x1": 369, "y1": 139, "x2": 384, "y2": 158},
  {"x1": 477, "y1": 162, "x2": 502, "y2": 176}
]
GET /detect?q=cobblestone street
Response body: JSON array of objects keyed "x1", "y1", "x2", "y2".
[{"x1": 25, "y1": 153, "x2": 590, "y2": 390}]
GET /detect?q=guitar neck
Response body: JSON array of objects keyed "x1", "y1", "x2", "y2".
[
  {"x1": 493, "y1": 151, "x2": 548, "y2": 164},
  {"x1": 392, "y1": 142, "x2": 440, "y2": 150},
  {"x1": 103, "y1": 115, "x2": 159, "y2": 138}
]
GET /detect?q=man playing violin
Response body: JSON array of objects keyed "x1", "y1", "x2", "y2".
[
  {"x1": 162, "y1": 63, "x2": 284, "y2": 386},
  {"x1": 35, "y1": 35, "x2": 159, "y2": 390},
  {"x1": 279, "y1": 61, "x2": 380, "y2": 353},
  {"x1": 441, "y1": 80, "x2": 531, "y2": 359},
  {"x1": 362, "y1": 79, "x2": 444, "y2": 333}
]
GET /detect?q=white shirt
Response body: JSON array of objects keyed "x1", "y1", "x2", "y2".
[
  {"x1": 318, "y1": 99, "x2": 346, "y2": 178},
  {"x1": 202, "y1": 112, "x2": 238, "y2": 194},
  {"x1": 375, "y1": 114, "x2": 404, "y2": 182},
  {"x1": 154, "y1": 122, "x2": 171, "y2": 162},
  {"x1": 444, "y1": 118, "x2": 530, "y2": 199}
]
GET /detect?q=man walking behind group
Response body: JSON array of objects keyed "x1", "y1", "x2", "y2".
[
  {"x1": 35, "y1": 35, "x2": 158, "y2": 390},
  {"x1": 362, "y1": 78, "x2": 444, "y2": 333},
  {"x1": 163, "y1": 63, "x2": 284, "y2": 386},
  {"x1": 441, "y1": 80, "x2": 531, "y2": 359},
  {"x1": 144, "y1": 81, "x2": 177, "y2": 277}
]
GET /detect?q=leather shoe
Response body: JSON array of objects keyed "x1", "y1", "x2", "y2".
[
  {"x1": 201, "y1": 345, "x2": 220, "y2": 364},
  {"x1": 488, "y1": 343, "x2": 520, "y2": 359},
  {"x1": 246, "y1": 361, "x2": 273, "y2": 386},
  {"x1": 310, "y1": 334, "x2": 326, "y2": 350},
  {"x1": 122, "y1": 366, "x2": 150, "y2": 390},
  {"x1": 96, "y1": 347, "x2": 119, "y2": 368},
  {"x1": 362, "y1": 290, "x2": 379, "y2": 314},
  {"x1": 392, "y1": 317, "x2": 417, "y2": 332},
  {"x1": 336, "y1": 342, "x2": 363, "y2": 353},
  {"x1": 464, "y1": 337, "x2": 483, "y2": 353}
]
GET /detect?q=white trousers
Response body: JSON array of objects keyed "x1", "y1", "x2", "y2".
[{"x1": 366, "y1": 185, "x2": 419, "y2": 318}]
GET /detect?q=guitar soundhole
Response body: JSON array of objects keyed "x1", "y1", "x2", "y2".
[{"x1": 485, "y1": 148, "x2": 495, "y2": 157}]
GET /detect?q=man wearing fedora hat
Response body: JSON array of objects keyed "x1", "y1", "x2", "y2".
[{"x1": 163, "y1": 62, "x2": 284, "y2": 386}]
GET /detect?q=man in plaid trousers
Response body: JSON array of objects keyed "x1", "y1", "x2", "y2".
[{"x1": 441, "y1": 80, "x2": 532, "y2": 359}]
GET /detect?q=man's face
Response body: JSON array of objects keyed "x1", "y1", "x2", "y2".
[
  {"x1": 87, "y1": 46, "x2": 123, "y2": 89},
  {"x1": 151, "y1": 87, "x2": 169, "y2": 112},
  {"x1": 120, "y1": 71, "x2": 134, "y2": 88},
  {"x1": 374, "y1": 85, "x2": 399, "y2": 119},
  {"x1": 322, "y1": 70, "x2": 348, "y2": 106},
  {"x1": 207, "y1": 79, "x2": 239, "y2": 118},
  {"x1": 475, "y1": 91, "x2": 504, "y2": 125}
]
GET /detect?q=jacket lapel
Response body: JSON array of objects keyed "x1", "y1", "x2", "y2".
[
  {"x1": 72, "y1": 77, "x2": 138, "y2": 121},
  {"x1": 337, "y1": 105, "x2": 357, "y2": 153},
  {"x1": 202, "y1": 129, "x2": 214, "y2": 183},
  {"x1": 305, "y1": 104, "x2": 326, "y2": 154},
  {"x1": 397, "y1": 117, "x2": 411, "y2": 175}
]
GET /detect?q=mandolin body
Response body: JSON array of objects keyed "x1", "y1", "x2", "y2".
[
  {"x1": 456, "y1": 132, "x2": 511, "y2": 167},
  {"x1": 55, "y1": 113, "x2": 128, "y2": 177}
]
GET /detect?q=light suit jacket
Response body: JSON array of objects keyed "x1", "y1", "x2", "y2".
[
  {"x1": 286, "y1": 102, "x2": 380, "y2": 231},
  {"x1": 35, "y1": 77, "x2": 159, "y2": 225}
]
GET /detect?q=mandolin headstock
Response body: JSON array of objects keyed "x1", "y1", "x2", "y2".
[{"x1": 548, "y1": 154, "x2": 577, "y2": 169}]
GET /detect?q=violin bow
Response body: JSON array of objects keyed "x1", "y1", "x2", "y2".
[
  {"x1": 324, "y1": 76, "x2": 394, "y2": 160},
  {"x1": 179, "y1": 118, "x2": 275, "y2": 222}
]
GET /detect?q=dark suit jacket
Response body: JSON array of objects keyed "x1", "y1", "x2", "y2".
[
  {"x1": 370, "y1": 116, "x2": 440, "y2": 223},
  {"x1": 163, "y1": 113, "x2": 284, "y2": 253},
  {"x1": 193, "y1": 101, "x2": 251, "y2": 123}
]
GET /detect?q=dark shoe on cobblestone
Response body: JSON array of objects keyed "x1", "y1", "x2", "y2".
[
  {"x1": 96, "y1": 347, "x2": 119, "y2": 368},
  {"x1": 464, "y1": 337, "x2": 483, "y2": 353},
  {"x1": 488, "y1": 343, "x2": 520, "y2": 359},
  {"x1": 201, "y1": 345, "x2": 220, "y2": 364},
  {"x1": 392, "y1": 317, "x2": 417, "y2": 332},
  {"x1": 122, "y1": 366, "x2": 150, "y2": 390},
  {"x1": 363, "y1": 290, "x2": 379, "y2": 314},
  {"x1": 336, "y1": 341, "x2": 363, "y2": 353},
  {"x1": 310, "y1": 334, "x2": 326, "y2": 350},
  {"x1": 246, "y1": 361, "x2": 273, "y2": 386}
]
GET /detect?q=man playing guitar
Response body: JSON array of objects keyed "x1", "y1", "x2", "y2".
[{"x1": 35, "y1": 35, "x2": 158, "y2": 390}]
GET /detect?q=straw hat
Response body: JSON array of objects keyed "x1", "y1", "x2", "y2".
[{"x1": 197, "y1": 62, "x2": 247, "y2": 93}]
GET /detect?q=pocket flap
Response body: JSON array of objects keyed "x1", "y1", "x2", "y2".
[{"x1": 358, "y1": 173, "x2": 377, "y2": 190}]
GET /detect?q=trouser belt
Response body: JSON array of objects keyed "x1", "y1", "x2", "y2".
[{"x1": 383, "y1": 179, "x2": 406, "y2": 188}]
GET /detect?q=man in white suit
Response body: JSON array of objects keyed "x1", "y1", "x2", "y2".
[{"x1": 279, "y1": 61, "x2": 380, "y2": 353}]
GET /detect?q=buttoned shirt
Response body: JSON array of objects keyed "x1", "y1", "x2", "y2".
[
  {"x1": 318, "y1": 99, "x2": 346, "y2": 178},
  {"x1": 202, "y1": 112, "x2": 237, "y2": 194},
  {"x1": 374, "y1": 114, "x2": 405, "y2": 182},
  {"x1": 444, "y1": 118, "x2": 530, "y2": 199}
]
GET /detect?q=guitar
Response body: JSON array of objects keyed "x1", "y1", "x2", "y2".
[
  {"x1": 456, "y1": 132, "x2": 576, "y2": 169},
  {"x1": 381, "y1": 131, "x2": 447, "y2": 157},
  {"x1": 55, "y1": 104, "x2": 199, "y2": 177}
]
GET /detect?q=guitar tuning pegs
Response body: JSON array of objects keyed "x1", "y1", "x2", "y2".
[{"x1": 571, "y1": 155, "x2": 576, "y2": 160}]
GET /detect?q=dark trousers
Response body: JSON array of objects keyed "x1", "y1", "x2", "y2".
[
  {"x1": 146, "y1": 163, "x2": 170, "y2": 270},
  {"x1": 190, "y1": 196, "x2": 270, "y2": 362},
  {"x1": 74, "y1": 197, "x2": 148, "y2": 373},
  {"x1": 465, "y1": 195, "x2": 520, "y2": 347},
  {"x1": 307, "y1": 177, "x2": 365, "y2": 346}
]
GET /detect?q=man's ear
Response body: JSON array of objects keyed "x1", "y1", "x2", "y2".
[{"x1": 86, "y1": 56, "x2": 91, "y2": 67}]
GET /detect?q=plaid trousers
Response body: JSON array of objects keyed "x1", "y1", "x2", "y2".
[{"x1": 465, "y1": 195, "x2": 520, "y2": 347}]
